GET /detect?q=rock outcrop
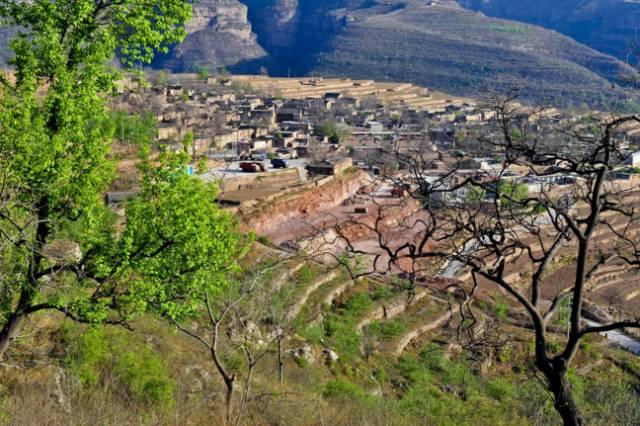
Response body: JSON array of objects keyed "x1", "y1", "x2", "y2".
[{"x1": 155, "y1": 0, "x2": 266, "y2": 72}]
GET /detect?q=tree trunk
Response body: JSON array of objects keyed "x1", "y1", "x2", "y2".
[
  {"x1": 224, "y1": 379, "x2": 235, "y2": 426},
  {"x1": 0, "y1": 312, "x2": 26, "y2": 361},
  {"x1": 236, "y1": 367, "x2": 253, "y2": 426},
  {"x1": 278, "y1": 337, "x2": 284, "y2": 385},
  {"x1": 547, "y1": 367, "x2": 583, "y2": 426}
]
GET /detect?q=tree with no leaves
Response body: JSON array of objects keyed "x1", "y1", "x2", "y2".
[{"x1": 331, "y1": 91, "x2": 640, "y2": 425}]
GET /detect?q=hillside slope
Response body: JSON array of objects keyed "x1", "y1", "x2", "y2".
[
  {"x1": 458, "y1": 0, "x2": 640, "y2": 62},
  {"x1": 153, "y1": 0, "x2": 267, "y2": 72},
  {"x1": 309, "y1": 2, "x2": 636, "y2": 109},
  {"x1": 2, "y1": 245, "x2": 640, "y2": 425}
]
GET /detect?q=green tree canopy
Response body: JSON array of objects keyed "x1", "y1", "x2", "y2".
[{"x1": 0, "y1": 0, "x2": 247, "y2": 359}]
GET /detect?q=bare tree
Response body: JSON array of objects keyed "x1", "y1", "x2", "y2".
[
  {"x1": 168, "y1": 252, "x2": 303, "y2": 425},
  {"x1": 329, "y1": 91, "x2": 640, "y2": 425}
]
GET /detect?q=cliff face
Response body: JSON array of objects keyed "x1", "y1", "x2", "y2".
[
  {"x1": 242, "y1": 0, "x2": 300, "y2": 52},
  {"x1": 458, "y1": 0, "x2": 640, "y2": 61},
  {"x1": 155, "y1": 0, "x2": 267, "y2": 72}
]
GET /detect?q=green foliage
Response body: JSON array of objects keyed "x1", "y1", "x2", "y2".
[
  {"x1": 324, "y1": 314, "x2": 361, "y2": 362},
  {"x1": 196, "y1": 65, "x2": 209, "y2": 81},
  {"x1": 0, "y1": 0, "x2": 249, "y2": 356},
  {"x1": 64, "y1": 326, "x2": 175, "y2": 406},
  {"x1": 498, "y1": 181, "x2": 529, "y2": 208},
  {"x1": 368, "y1": 320, "x2": 406, "y2": 340},
  {"x1": 293, "y1": 355, "x2": 309, "y2": 369},
  {"x1": 301, "y1": 323, "x2": 325, "y2": 345},
  {"x1": 492, "y1": 297, "x2": 509, "y2": 320},
  {"x1": 196, "y1": 156, "x2": 209, "y2": 175},
  {"x1": 320, "y1": 121, "x2": 352, "y2": 144},
  {"x1": 371, "y1": 285, "x2": 394, "y2": 301},
  {"x1": 118, "y1": 149, "x2": 248, "y2": 321},
  {"x1": 466, "y1": 185, "x2": 486, "y2": 205},
  {"x1": 343, "y1": 292, "x2": 372, "y2": 317},
  {"x1": 109, "y1": 110, "x2": 157, "y2": 146},
  {"x1": 296, "y1": 265, "x2": 316, "y2": 286},
  {"x1": 322, "y1": 380, "x2": 368, "y2": 400}
]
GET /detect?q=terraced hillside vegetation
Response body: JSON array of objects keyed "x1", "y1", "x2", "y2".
[{"x1": 2, "y1": 242, "x2": 640, "y2": 425}]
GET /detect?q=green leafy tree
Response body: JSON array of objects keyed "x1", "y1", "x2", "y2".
[
  {"x1": 110, "y1": 110, "x2": 157, "y2": 146},
  {"x1": 466, "y1": 185, "x2": 486, "y2": 205},
  {"x1": 0, "y1": 0, "x2": 249, "y2": 360},
  {"x1": 498, "y1": 181, "x2": 529, "y2": 208},
  {"x1": 320, "y1": 121, "x2": 352, "y2": 144},
  {"x1": 197, "y1": 65, "x2": 209, "y2": 81}
]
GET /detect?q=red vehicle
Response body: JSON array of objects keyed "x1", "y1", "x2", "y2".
[
  {"x1": 239, "y1": 162, "x2": 266, "y2": 173},
  {"x1": 390, "y1": 187, "x2": 405, "y2": 198}
]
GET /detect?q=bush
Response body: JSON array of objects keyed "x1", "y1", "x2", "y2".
[
  {"x1": 322, "y1": 380, "x2": 367, "y2": 400},
  {"x1": 296, "y1": 265, "x2": 316, "y2": 286},
  {"x1": 324, "y1": 315, "x2": 361, "y2": 361},
  {"x1": 368, "y1": 320, "x2": 406, "y2": 340},
  {"x1": 371, "y1": 285, "x2": 394, "y2": 301},
  {"x1": 343, "y1": 292, "x2": 372, "y2": 316},
  {"x1": 301, "y1": 323, "x2": 326, "y2": 344},
  {"x1": 64, "y1": 326, "x2": 175, "y2": 407}
]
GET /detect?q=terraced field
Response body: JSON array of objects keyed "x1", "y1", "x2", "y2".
[
  {"x1": 232, "y1": 75, "x2": 472, "y2": 112},
  {"x1": 244, "y1": 244, "x2": 470, "y2": 371}
]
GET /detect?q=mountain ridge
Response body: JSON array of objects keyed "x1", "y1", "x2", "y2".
[{"x1": 1, "y1": 0, "x2": 638, "y2": 109}]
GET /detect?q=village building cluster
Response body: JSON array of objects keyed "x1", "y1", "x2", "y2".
[{"x1": 112, "y1": 73, "x2": 640, "y2": 208}]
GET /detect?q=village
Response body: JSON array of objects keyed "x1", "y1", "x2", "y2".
[{"x1": 110, "y1": 72, "x2": 640, "y2": 211}]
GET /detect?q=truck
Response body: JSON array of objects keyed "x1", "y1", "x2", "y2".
[
  {"x1": 271, "y1": 158, "x2": 288, "y2": 169},
  {"x1": 239, "y1": 162, "x2": 266, "y2": 173}
]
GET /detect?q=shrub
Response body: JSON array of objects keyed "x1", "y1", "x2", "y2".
[
  {"x1": 369, "y1": 320, "x2": 406, "y2": 340},
  {"x1": 343, "y1": 293, "x2": 372, "y2": 317},
  {"x1": 296, "y1": 265, "x2": 315, "y2": 286},
  {"x1": 322, "y1": 380, "x2": 367, "y2": 400},
  {"x1": 64, "y1": 326, "x2": 175, "y2": 407},
  {"x1": 324, "y1": 315, "x2": 362, "y2": 361},
  {"x1": 371, "y1": 286, "x2": 394, "y2": 301},
  {"x1": 486, "y1": 378, "x2": 515, "y2": 402},
  {"x1": 301, "y1": 323, "x2": 326, "y2": 344},
  {"x1": 492, "y1": 297, "x2": 509, "y2": 320}
]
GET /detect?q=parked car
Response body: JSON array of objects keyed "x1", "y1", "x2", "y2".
[
  {"x1": 390, "y1": 187, "x2": 405, "y2": 198},
  {"x1": 271, "y1": 158, "x2": 288, "y2": 169},
  {"x1": 275, "y1": 148, "x2": 297, "y2": 159},
  {"x1": 251, "y1": 152, "x2": 268, "y2": 161},
  {"x1": 239, "y1": 162, "x2": 266, "y2": 173}
]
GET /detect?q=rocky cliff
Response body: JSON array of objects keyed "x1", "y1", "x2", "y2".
[{"x1": 154, "y1": 0, "x2": 266, "y2": 72}]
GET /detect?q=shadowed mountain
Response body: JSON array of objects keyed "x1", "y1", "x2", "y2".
[{"x1": 458, "y1": 0, "x2": 640, "y2": 63}]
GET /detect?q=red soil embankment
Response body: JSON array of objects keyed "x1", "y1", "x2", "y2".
[{"x1": 240, "y1": 170, "x2": 371, "y2": 239}]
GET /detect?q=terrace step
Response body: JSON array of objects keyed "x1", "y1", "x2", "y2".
[
  {"x1": 393, "y1": 304, "x2": 461, "y2": 357},
  {"x1": 361, "y1": 293, "x2": 452, "y2": 357},
  {"x1": 284, "y1": 270, "x2": 341, "y2": 322},
  {"x1": 356, "y1": 289, "x2": 429, "y2": 332},
  {"x1": 270, "y1": 261, "x2": 307, "y2": 293}
]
